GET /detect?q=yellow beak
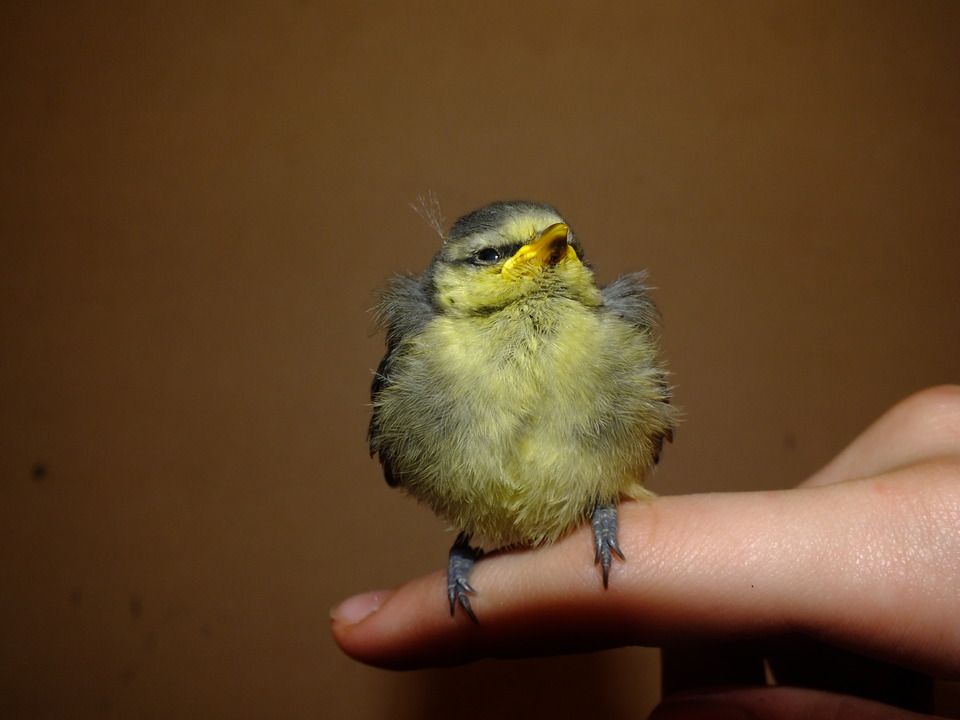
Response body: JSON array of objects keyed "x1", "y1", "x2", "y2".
[{"x1": 501, "y1": 223, "x2": 579, "y2": 280}]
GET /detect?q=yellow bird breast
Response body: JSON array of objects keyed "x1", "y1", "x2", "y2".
[{"x1": 374, "y1": 296, "x2": 667, "y2": 549}]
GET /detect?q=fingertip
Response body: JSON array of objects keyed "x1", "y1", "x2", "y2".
[
  {"x1": 330, "y1": 588, "x2": 395, "y2": 626},
  {"x1": 330, "y1": 588, "x2": 397, "y2": 665},
  {"x1": 802, "y1": 384, "x2": 960, "y2": 488},
  {"x1": 331, "y1": 571, "x2": 485, "y2": 669}
]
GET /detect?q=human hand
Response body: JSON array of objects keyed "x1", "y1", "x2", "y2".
[{"x1": 332, "y1": 386, "x2": 960, "y2": 718}]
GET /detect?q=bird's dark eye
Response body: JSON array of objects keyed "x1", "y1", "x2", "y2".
[{"x1": 473, "y1": 247, "x2": 501, "y2": 264}]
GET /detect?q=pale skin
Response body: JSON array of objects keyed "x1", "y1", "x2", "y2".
[{"x1": 332, "y1": 385, "x2": 960, "y2": 719}]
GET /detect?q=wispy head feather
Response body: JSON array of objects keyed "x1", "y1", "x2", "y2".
[{"x1": 409, "y1": 191, "x2": 446, "y2": 240}]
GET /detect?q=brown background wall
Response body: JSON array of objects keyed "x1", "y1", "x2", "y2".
[{"x1": 2, "y1": 2, "x2": 959, "y2": 718}]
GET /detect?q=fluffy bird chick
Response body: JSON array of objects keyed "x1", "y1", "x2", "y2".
[{"x1": 369, "y1": 201, "x2": 675, "y2": 622}]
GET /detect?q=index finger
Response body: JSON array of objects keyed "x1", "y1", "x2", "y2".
[{"x1": 332, "y1": 463, "x2": 960, "y2": 675}]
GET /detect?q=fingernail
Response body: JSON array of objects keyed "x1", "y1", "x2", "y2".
[
  {"x1": 650, "y1": 693, "x2": 755, "y2": 720},
  {"x1": 330, "y1": 589, "x2": 394, "y2": 625}
]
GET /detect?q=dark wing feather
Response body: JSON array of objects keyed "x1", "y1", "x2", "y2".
[
  {"x1": 368, "y1": 272, "x2": 435, "y2": 487},
  {"x1": 602, "y1": 272, "x2": 674, "y2": 463},
  {"x1": 601, "y1": 271, "x2": 660, "y2": 331}
]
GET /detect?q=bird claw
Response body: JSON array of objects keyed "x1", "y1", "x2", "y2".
[
  {"x1": 448, "y1": 533, "x2": 482, "y2": 623},
  {"x1": 592, "y1": 503, "x2": 625, "y2": 588}
]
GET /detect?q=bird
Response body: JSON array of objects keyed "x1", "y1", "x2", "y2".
[{"x1": 368, "y1": 200, "x2": 676, "y2": 622}]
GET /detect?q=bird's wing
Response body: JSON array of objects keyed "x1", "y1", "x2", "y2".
[
  {"x1": 602, "y1": 272, "x2": 675, "y2": 460},
  {"x1": 601, "y1": 271, "x2": 660, "y2": 331},
  {"x1": 368, "y1": 273, "x2": 435, "y2": 487}
]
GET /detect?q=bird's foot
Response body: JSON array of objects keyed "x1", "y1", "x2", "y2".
[
  {"x1": 592, "y1": 503, "x2": 625, "y2": 588},
  {"x1": 448, "y1": 532, "x2": 482, "y2": 623}
]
